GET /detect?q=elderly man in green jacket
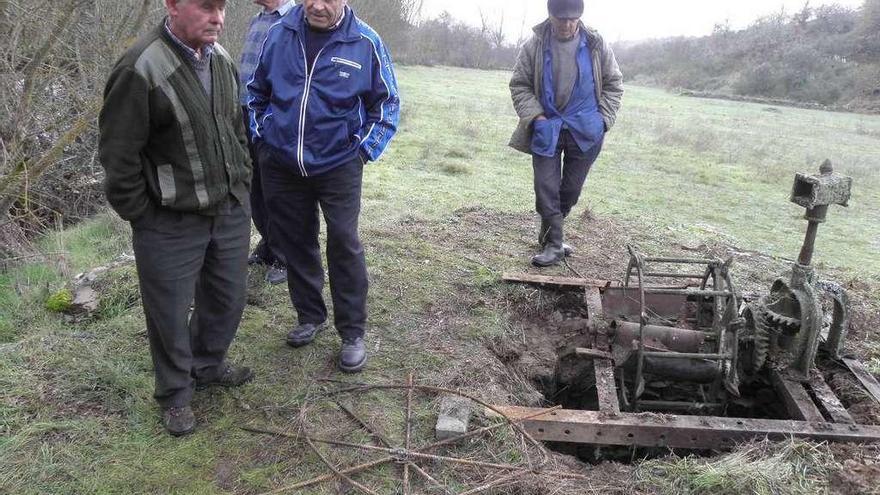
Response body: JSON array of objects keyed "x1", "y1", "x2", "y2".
[
  {"x1": 509, "y1": 0, "x2": 623, "y2": 267},
  {"x1": 99, "y1": 0, "x2": 254, "y2": 436}
]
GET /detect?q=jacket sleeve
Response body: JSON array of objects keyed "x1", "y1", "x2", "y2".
[
  {"x1": 245, "y1": 33, "x2": 273, "y2": 142},
  {"x1": 231, "y1": 66, "x2": 253, "y2": 188},
  {"x1": 359, "y1": 35, "x2": 400, "y2": 162},
  {"x1": 509, "y1": 38, "x2": 545, "y2": 122},
  {"x1": 598, "y1": 37, "x2": 623, "y2": 131},
  {"x1": 98, "y1": 66, "x2": 151, "y2": 221}
]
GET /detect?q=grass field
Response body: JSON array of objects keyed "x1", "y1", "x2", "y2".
[{"x1": 1, "y1": 65, "x2": 879, "y2": 494}]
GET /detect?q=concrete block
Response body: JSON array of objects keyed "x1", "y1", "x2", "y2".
[{"x1": 435, "y1": 395, "x2": 472, "y2": 440}]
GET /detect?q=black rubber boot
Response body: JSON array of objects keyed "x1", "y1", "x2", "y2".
[
  {"x1": 539, "y1": 219, "x2": 573, "y2": 257},
  {"x1": 532, "y1": 217, "x2": 565, "y2": 267}
]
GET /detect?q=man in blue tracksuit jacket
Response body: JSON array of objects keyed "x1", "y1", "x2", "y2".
[{"x1": 247, "y1": 0, "x2": 399, "y2": 373}]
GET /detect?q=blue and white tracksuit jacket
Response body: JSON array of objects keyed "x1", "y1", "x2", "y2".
[{"x1": 246, "y1": 5, "x2": 400, "y2": 176}]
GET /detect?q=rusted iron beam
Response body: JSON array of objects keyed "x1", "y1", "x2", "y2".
[
  {"x1": 584, "y1": 287, "x2": 604, "y2": 330},
  {"x1": 502, "y1": 272, "x2": 618, "y2": 289},
  {"x1": 808, "y1": 373, "x2": 854, "y2": 424},
  {"x1": 493, "y1": 406, "x2": 880, "y2": 449},
  {"x1": 770, "y1": 370, "x2": 826, "y2": 423},
  {"x1": 594, "y1": 356, "x2": 620, "y2": 415},
  {"x1": 842, "y1": 357, "x2": 880, "y2": 405}
]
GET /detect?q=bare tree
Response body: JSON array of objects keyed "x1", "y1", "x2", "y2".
[
  {"x1": 479, "y1": 7, "x2": 505, "y2": 49},
  {"x1": 0, "y1": 0, "x2": 154, "y2": 253}
]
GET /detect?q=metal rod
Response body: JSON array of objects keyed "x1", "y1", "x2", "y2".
[
  {"x1": 314, "y1": 442, "x2": 588, "y2": 480},
  {"x1": 641, "y1": 272, "x2": 709, "y2": 279},
  {"x1": 335, "y1": 401, "x2": 394, "y2": 448},
  {"x1": 259, "y1": 457, "x2": 393, "y2": 494},
  {"x1": 246, "y1": 404, "x2": 564, "y2": 494},
  {"x1": 303, "y1": 434, "x2": 381, "y2": 495},
  {"x1": 335, "y1": 398, "x2": 444, "y2": 494},
  {"x1": 404, "y1": 373, "x2": 413, "y2": 495},
  {"x1": 637, "y1": 400, "x2": 724, "y2": 410},
  {"x1": 798, "y1": 215, "x2": 823, "y2": 266},
  {"x1": 643, "y1": 288, "x2": 733, "y2": 297},
  {"x1": 644, "y1": 257, "x2": 718, "y2": 264},
  {"x1": 321, "y1": 383, "x2": 549, "y2": 459},
  {"x1": 457, "y1": 469, "x2": 532, "y2": 495},
  {"x1": 627, "y1": 244, "x2": 647, "y2": 411},
  {"x1": 643, "y1": 351, "x2": 731, "y2": 360}
]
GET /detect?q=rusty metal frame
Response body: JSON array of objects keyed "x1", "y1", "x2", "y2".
[
  {"x1": 504, "y1": 274, "x2": 880, "y2": 451},
  {"x1": 493, "y1": 405, "x2": 880, "y2": 449},
  {"x1": 622, "y1": 245, "x2": 740, "y2": 411}
]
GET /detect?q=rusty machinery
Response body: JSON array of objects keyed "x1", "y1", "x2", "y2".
[{"x1": 500, "y1": 161, "x2": 880, "y2": 448}]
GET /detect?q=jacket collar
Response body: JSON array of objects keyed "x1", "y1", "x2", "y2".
[
  {"x1": 533, "y1": 18, "x2": 600, "y2": 48},
  {"x1": 282, "y1": 4, "x2": 362, "y2": 42}
]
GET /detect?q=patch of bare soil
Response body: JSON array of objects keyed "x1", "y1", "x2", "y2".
[{"x1": 829, "y1": 444, "x2": 880, "y2": 495}]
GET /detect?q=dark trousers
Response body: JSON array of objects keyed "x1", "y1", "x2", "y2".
[
  {"x1": 260, "y1": 150, "x2": 368, "y2": 341},
  {"x1": 532, "y1": 130, "x2": 604, "y2": 223},
  {"x1": 131, "y1": 203, "x2": 250, "y2": 408},
  {"x1": 242, "y1": 106, "x2": 284, "y2": 265}
]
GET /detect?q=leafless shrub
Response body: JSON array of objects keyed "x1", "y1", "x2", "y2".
[{"x1": 0, "y1": 0, "x2": 157, "y2": 253}]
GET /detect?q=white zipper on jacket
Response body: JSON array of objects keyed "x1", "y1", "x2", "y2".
[{"x1": 296, "y1": 40, "x2": 326, "y2": 177}]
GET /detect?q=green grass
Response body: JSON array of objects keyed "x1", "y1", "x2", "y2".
[
  {"x1": 2, "y1": 65, "x2": 880, "y2": 493},
  {"x1": 635, "y1": 440, "x2": 836, "y2": 495}
]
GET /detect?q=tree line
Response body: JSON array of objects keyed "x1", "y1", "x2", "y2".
[
  {"x1": 3, "y1": 0, "x2": 877, "y2": 258},
  {"x1": 613, "y1": 0, "x2": 880, "y2": 111}
]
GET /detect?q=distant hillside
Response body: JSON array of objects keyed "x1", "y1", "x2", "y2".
[{"x1": 614, "y1": 0, "x2": 880, "y2": 112}]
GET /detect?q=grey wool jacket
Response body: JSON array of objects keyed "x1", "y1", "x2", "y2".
[
  {"x1": 99, "y1": 23, "x2": 251, "y2": 221},
  {"x1": 508, "y1": 20, "x2": 624, "y2": 154}
]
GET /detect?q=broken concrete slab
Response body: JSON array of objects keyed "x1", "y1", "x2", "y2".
[{"x1": 435, "y1": 395, "x2": 472, "y2": 440}]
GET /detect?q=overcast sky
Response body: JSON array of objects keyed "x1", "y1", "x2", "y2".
[{"x1": 419, "y1": 0, "x2": 866, "y2": 43}]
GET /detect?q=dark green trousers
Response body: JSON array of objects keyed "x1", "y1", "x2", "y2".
[{"x1": 131, "y1": 202, "x2": 250, "y2": 408}]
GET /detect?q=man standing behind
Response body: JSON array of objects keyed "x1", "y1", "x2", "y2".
[
  {"x1": 99, "y1": 0, "x2": 254, "y2": 436},
  {"x1": 509, "y1": 0, "x2": 623, "y2": 267},
  {"x1": 247, "y1": 0, "x2": 399, "y2": 373},
  {"x1": 239, "y1": 0, "x2": 294, "y2": 285}
]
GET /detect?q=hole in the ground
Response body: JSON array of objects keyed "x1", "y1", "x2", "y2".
[
  {"x1": 505, "y1": 293, "x2": 805, "y2": 464},
  {"x1": 535, "y1": 345, "x2": 795, "y2": 463}
]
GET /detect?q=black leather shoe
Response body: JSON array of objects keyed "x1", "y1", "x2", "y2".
[
  {"x1": 286, "y1": 322, "x2": 326, "y2": 347},
  {"x1": 163, "y1": 406, "x2": 195, "y2": 436},
  {"x1": 265, "y1": 263, "x2": 287, "y2": 285},
  {"x1": 248, "y1": 252, "x2": 266, "y2": 266},
  {"x1": 196, "y1": 363, "x2": 254, "y2": 389},
  {"x1": 339, "y1": 338, "x2": 367, "y2": 373},
  {"x1": 531, "y1": 244, "x2": 565, "y2": 267}
]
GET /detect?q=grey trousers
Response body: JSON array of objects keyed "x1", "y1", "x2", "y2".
[
  {"x1": 131, "y1": 202, "x2": 250, "y2": 408},
  {"x1": 532, "y1": 130, "x2": 604, "y2": 223}
]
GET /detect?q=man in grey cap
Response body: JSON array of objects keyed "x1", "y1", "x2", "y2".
[{"x1": 509, "y1": 0, "x2": 623, "y2": 267}]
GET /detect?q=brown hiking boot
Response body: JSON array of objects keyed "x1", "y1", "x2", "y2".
[
  {"x1": 195, "y1": 363, "x2": 255, "y2": 389},
  {"x1": 163, "y1": 406, "x2": 195, "y2": 436}
]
